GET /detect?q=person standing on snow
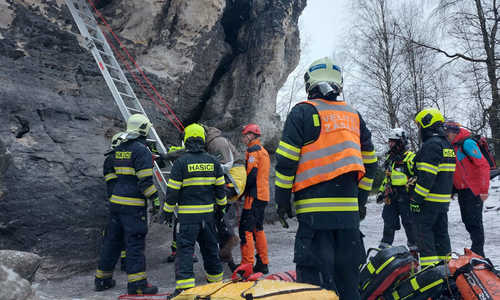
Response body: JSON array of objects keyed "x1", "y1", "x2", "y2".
[
  {"x1": 239, "y1": 123, "x2": 271, "y2": 274},
  {"x1": 203, "y1": 125, "x2": 244, "y2": 271},
  {"x1": 274, "y1": 57, "x2": 377, "y2": 299},
  {"x1": 444, "y1": 121, "x2": 490, "y2": 257},
  {"x1": 410, "y1": 108, "x2": 455, "y2": 267},
  {"x1": 94, "y1": 114, "x2": 159, "y2": 295},
  {"x1": 376, "y1": 128, "x2": 418, "y2": 254},
  {"x1": 160, "y1": 123, "x2": 226, "y2": 297}
]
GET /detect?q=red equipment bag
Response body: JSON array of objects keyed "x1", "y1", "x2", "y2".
[
  {"x1": 118, "y1": 293, "x2": 171, "y2": 300},
  {"x1": 449, "y1": 248, "x2": 500, "y2": 300},
  {"x1": 264, "y1": 270, "x2": 297, "y2": 282}
]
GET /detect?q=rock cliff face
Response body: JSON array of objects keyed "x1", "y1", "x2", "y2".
[{"x1": 0, "y1": 0, "x2": 305, "y2": 274}]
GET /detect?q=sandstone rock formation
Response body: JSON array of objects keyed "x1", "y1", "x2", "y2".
[
  {"x1": 0, "y1": 250, "x2": 41, "y2": 282},
  {"x1": 0, "y1": 0, "x2": 305, "y2": 274},
  {"x1": 0, "y1": 265, "x2": 37, "y2": 300}
]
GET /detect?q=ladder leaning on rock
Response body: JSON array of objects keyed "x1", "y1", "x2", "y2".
[{"x1": 64, "y1": 0, "x2": 181, "y2": 199}]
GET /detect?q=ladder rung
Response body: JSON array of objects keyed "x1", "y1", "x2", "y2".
[
  {"x1": 103, "y1": 62, "x2": 120, "y2": 71},
  {"x1": 118, "y1": 92, "x2": 135, "y2": 98},
  {"x1": 90, "y1": 36, "x2": 105, "y2": 44},
  {"x1": 76, "y1": 9, "x2": 95, "y2": 21},
  {"x1": 96, "y1": 49, "x2": 113, "y2": 57},
  {"x1": 111, "y1": 77, "x2": 127, "y2": 84},
  {"x1": 83, "y1": 21, "x2": 99, "y2": 31},
  {"x1": 126, "y1": 106, "x2": 142, "y2": 113}
]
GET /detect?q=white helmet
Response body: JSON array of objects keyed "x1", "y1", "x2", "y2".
[
  {"x1": 126, "y1": 114, "x2": 152, "y2": 137},
  {"x1": 304, "y1": 57, "x2": 343, "y2": 96},
  {"x1": 388, "y1": 128, "x2": 407, "y2": 143}
]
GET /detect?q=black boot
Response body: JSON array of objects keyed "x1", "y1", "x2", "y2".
[
  {"x1": 127, "y1": 283, "x2": 158, "y2": 295},
  {"x1": 95, "y1": 278, "x2": 116, "y2": 291},
  {"x1": 169, "y1": 288, "x2": 186, "y2": 299},
  {"x1": 254, "y1": 255, "x2": 269, "y2": 274},
  {"x1": 228, "y1": 260, "x2": 238, "y2": 272},
  {"x1": 164, "y1": 251, "x2": 176, "y2": 263}
]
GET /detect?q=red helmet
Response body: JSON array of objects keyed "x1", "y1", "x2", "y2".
[{"x1": 242, "y1": 123, "x2": 261, "y2": 135}]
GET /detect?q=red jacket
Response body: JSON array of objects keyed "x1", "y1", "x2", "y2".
[{"x1": 451, "y1": 128, "x2": 490, "y2": 195}]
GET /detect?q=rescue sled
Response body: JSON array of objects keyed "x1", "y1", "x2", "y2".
[{"x1": 172, "y1": 279, "x2": 338, "y2": 300}]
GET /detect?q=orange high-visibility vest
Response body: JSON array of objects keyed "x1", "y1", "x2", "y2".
[{"x1": 292, "y1": 99, "x2": 365, "y2": 192}]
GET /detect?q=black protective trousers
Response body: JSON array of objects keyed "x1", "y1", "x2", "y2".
[
  {"x1": 380, "y1": 190, "x2": 417, "y2": 248},
  {"x1": 457, "y1": 188, "x2": 485, "y2": 257},
  {"x1": 294, "y1": 222, "x2": 362, "y2": 300},
  {"x1": 414, "y1": 203, "x2": 451, "y2": 266},
  {"x1": 97, "y1": 206, "x2": 148, "y2": 289},
  {"x1": 176, "y1": 221, "x2": 222, "y2": 284}
]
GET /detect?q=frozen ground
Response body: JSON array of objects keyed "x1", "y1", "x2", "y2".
[{"x1": 35, "y1": 177, "x2": 500, "y2": 299}]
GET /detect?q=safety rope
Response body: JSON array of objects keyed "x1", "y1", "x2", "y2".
[{"x1": 86, "y1": 0, "x2": 184, "y2": 132}]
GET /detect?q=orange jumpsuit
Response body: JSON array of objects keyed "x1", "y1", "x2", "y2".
[{"x1": 240, "y1": 138, "x2": 270, "y2": 265}]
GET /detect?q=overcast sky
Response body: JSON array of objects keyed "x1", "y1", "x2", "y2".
[
  {"x1": 277, "y1": 0, "x2": 352, "y2": 117},
  {"x1": 299, "y1": 0, "x2": 351, "y2": 63}
]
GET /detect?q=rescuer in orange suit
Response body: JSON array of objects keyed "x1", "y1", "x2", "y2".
[
  {"x1": 274, "y1": 57, "x2": 377, "y2": 299},
  {"x1": 239, "y1": 123, "x2": 271, "y2": 274}
]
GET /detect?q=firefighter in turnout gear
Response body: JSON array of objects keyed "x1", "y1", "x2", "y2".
[
  {"x1": 240, "y1": 123, "x2": 271, "y2": 274},
  {"x1": 411, "y1": 108, "x2": 455, "y2": 268},
  {"x1": 161, "y1": 123, "x2": 226, "y2": 297},
  {"x1": 274, "y1": 57, "x2": 377, "y2": 299},
  {"x1": 103, "y1": 132, "x2": 128, "y2": 272},
  {"x1": 95, "y1": 114, "x2": 159, "y2": 295},
  {"x1": 377, "y1": 128, "x2": 418, "y2": 252}
]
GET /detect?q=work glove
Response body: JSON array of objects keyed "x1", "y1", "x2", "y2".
[
  {"x1": 276, "y1": 201, "x2": 292, "y2": 229},
  {"x1": 376, "y1": 192, "x2": 384, "y2": 204},
  {"x1": 359, "y1": 204, "x2": 367, "y2": 221},
  {"x1": 215, "y1": 204, "x2": 226, "y2": 222},
  {"x1": 409, "y1": 198, "x2": 421, "y2": 214},
  {"x1": 149, "y1": 197, "x2": 161, "y2": 216},
  {"x1": 153, "y1": 211, "x2": 174, "y2": 227}
]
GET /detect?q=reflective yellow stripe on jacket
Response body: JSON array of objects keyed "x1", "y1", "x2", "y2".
[
  {"x1": 114, "y1": 167, "x2": 135, "y2": 175},
  {"x1": 178, "y1": 204, "x2": 214, "y2": 214},
  {"x1": 275, "y1": 171, "x2": 294, "y2": 189},
  {"x1": 104, "y1": 173, "x2": 117, "y2": 182},
  {"x1": 276, "y1": 140, "x2": 300, "y2": 161},
  {"x1": 358, "y1": 177, "x2": 374, "y2": 191},
  {"x1": 182, "y1": 177, "x2": 216, "y2": 187},
  {"x1": 136, "y1": 168, "x2": 153, "y2": 178},
  {"x1": 110, "y1": 195, "x2": 145, "y2": 206},
  {"x1": 294, "y1": 197, "x2": 358, "y2": 214}
]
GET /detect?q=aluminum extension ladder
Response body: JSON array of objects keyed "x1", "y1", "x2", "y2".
[{"x1": 64, "y1": 0, "x2": 170, "y2": 196}]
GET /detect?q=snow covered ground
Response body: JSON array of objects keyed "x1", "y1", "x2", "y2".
[{"x1": 35, "y1": 177, "x2": 500, "y2": 299}]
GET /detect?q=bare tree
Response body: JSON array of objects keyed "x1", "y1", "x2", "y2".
[
  {"x1": 415, "y1": 0, "x2": 500, "y2": 154},
  {"x1": 276, "y1": 33, "x2": 311, "y2": 120},
  {"x1": 346, "y1": 0, "x2": 408, "y2": 147}
]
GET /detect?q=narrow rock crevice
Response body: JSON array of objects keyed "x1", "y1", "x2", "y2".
[
  {"x1": 185, "y1": 0, "x2": 252, "y2": 124},
  {"x1": 14, "y1": 116, "x2": 30, "y2": 138}
]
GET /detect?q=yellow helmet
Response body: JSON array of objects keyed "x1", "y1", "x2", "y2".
[
  {"x1": 415, "y1": 108, "x2": 444, "y2": 128},
  {"x1": 184, "y1": 123, "x2": 205, "y2": 143},
  {"x1": 304, "y1": 57, "x2": 343, "y2": 94},
  {"x1": 126, "y1": 114, "x2": 152, "y2": 136},
  {"x1": 111, "y1": 131, "x2": 125, "y2": 149}
]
